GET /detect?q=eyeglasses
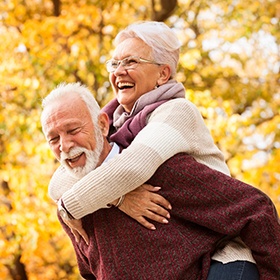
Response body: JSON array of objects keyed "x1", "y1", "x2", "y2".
[{"x1": 105, "y1": 56, "x2": 161, "y2": 73}]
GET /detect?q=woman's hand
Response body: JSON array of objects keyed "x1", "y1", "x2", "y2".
[{"x1": 118, "y1": 184, "x2": 172, "y2": 230}]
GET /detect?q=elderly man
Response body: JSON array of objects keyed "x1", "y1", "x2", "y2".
[{"x1": 41, "y1": 83, "x2": 280, "y2": 280}]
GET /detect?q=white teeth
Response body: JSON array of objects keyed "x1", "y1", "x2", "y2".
[{"x1": 118, "y1": 82, "x2": 134, "y2": 88}]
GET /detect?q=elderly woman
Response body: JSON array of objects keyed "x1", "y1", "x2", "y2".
[{"x1": 48, "y1": 22, "x2": 261, "y2": 279}]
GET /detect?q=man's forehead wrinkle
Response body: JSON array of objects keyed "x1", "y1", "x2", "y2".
[{"x1": 46, "y1": 116, "x2": 83, "y2": 132}]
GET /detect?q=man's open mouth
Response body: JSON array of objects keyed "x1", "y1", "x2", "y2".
[{"x1": 66, "y1": 152, "x2": 84, "y2": 164}]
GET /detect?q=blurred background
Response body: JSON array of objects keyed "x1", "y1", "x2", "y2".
[{"x1": 0, "y1": 0, "x2": 279, "y2": 279}]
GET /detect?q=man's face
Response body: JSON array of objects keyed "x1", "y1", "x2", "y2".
[
  {"x1": 59, "y1": 131, "x2": 104, "y2": 179},
  {"x1": 42, "y1": 93, "x2": 104, "y2": 178}
]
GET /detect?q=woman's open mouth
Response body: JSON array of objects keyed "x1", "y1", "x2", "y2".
[{"x1": 117, "y1": 82, "x2": 134, "y2": 89}]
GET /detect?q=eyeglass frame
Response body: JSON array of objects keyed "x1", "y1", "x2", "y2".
[{"x1": 105, "y1": 55, "x2": 161, "y2": 73}]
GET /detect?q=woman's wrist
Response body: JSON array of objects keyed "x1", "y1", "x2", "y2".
[{"x1": 107, "y1": 195, "x2": 125, "y2": 208}]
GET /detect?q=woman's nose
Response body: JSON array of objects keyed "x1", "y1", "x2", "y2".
[{"x1": 113, "y1": 63, "x2": 127, "y2": 75}]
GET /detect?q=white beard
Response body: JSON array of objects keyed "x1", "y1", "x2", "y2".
[{"x1": 60, "y1": 129, "x2": 104, "y2": 179}]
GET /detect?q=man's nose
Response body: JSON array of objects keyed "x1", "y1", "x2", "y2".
[{"x1": 59, "y1": 135, "x2": 74, "y2": 153}]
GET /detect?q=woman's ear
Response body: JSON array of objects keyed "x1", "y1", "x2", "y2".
[
  {"x1": 97, "y1": 112, "x2": 110, "y2": 137},
  {"x1": 157, "y1": 65, "x2": 172, "y2": 86}
]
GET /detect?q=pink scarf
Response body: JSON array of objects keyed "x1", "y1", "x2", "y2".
[{"x1": 102, "y1": 80, "x2": 185, "y2": 148}]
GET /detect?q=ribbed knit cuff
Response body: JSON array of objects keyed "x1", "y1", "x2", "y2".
[{"x1": 62, "y1": 189, "x2": 86, "y2": 220}]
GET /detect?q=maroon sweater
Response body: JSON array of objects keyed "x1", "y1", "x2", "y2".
[
  {"x1": 59, "y1": 153, "x2": 280, "y2": 280},
  {"x1": 59, "y1": 98, "x2": 280, "y2": 279}
]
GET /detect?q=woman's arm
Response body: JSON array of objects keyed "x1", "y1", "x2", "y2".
[
  {"x1": 49, "y1": 165, "x2": 172, "y2": 231},
  {"x1": 58, "y1": 98, "x2": 229, "y2": 219}
]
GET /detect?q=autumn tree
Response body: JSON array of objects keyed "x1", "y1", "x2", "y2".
[{"x1": 0, "y1": 0, "x2": 279, "y2": 279}]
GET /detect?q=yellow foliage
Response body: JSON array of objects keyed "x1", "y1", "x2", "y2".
[
  {"x1": 180, "y1": 50, "x2": 201, "y2": 70},
  {"x1": 0, "y1": 0, "x2": 279, "y2": 279}
]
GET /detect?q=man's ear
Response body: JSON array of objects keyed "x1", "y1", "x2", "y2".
[
  {"x1": 97, "y1": 112, "x2": 110, "y2": 137},
  {"x1": 157, "y1": 65, "x2": 172, "y2": 86}
]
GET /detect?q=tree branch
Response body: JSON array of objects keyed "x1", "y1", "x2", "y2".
[{"x1": 151, "y1": 0, "x2": 177, "y2": 21}]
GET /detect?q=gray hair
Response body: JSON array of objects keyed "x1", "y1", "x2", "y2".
[
  {"x1": 114, "y1": 21, "x2": 181, "y2": 78},
  {"x1": 41, "y1": 82, "x2": 100, "y2": 125}
]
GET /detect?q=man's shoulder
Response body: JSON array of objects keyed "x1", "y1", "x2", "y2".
[
  {"x1": 154, "y1": 152, "x2": 218, "y2": 178},
  {"x1": 155, "y1": 152, "x2": 198, "y2": 173}
]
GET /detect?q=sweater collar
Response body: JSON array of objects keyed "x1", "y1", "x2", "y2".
[{"x1": 104, "y1": 143, "x2": 120, "y2": 163}]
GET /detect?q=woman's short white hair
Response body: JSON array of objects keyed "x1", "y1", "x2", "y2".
[
  {"x1": 114, "y1": 21, "x2": 181, "y2": 78},
  {"x1": 41, "y1": 82, "x2": 100, "y2": 125}
]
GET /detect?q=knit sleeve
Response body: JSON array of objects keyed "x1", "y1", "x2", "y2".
[
  {"x1": 58, "y1": 215, "x2": 97, "y2": 280},
  {"x1": 144, "y1": 99, "x2": 230, "y2": 175},
  {"x1": 60, "y1": 99, "x2": 228, "y2": 219},
  {"x1": 48, "y1": 165, "x2": 79, "y2": 202}
]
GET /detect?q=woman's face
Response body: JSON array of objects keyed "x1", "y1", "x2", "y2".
[{"x1": 109, "y1": 38, "x2": 163, "y2": 112}]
